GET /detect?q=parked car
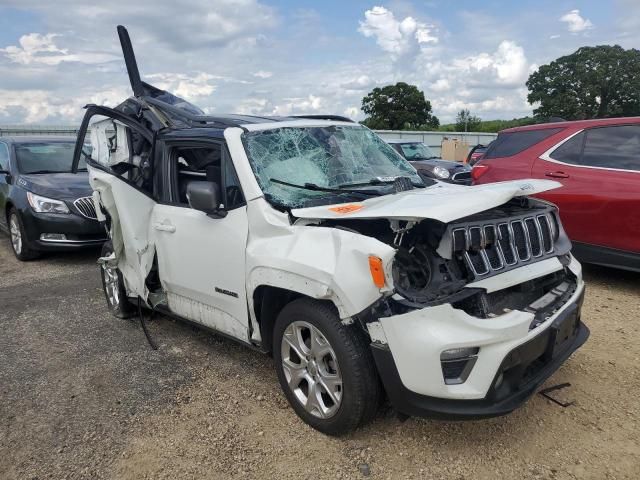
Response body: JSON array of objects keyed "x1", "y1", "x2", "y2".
[
  {"x1": 472, "y1": 118, "x2": 640, "y2": 272},
  {"x1": 467, "y1": 143, "x2": 490, "y2": 165},
  {"x1": 78, "y1": 26, "x2": 588, "y2": 435},
  {"x1": 0, "y1": 136, "x2": 107, "y2": 260},
  {"x1": 387, "y1": 140, "x2": 472, "y2": 185}
]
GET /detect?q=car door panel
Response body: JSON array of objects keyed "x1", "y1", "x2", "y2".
[
  {"x1": 533, "y1": 126, "x2": 640, "y2": 253},
  {"x1": 74, "y1": 105, "x2": 158, "y2": 299},
  {"x1": 152, "y1": 204, "x2": 250, "y2": 340}
]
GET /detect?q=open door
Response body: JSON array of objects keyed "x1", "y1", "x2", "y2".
[{"x1": 74, "y1": 105, "x2": 158, "y2": 300}]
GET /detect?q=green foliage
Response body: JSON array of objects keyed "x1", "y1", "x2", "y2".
[
  {"x1": 361, "y1": 82, "x2": 440, "y2": 130},
  {"x1": 527, "y1": 45, "x2": 640, "y2": 120},
  {"x1": 454, "y1": 109, "x2": 481, "y2": 131}
]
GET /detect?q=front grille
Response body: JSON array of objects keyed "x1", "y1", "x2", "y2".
[
  {"x1": 74, "y1": 196, "x2": 98, "y2": 220},
  {"x1": 450, "y1": 211, "x2": 556, "y2": 278}
]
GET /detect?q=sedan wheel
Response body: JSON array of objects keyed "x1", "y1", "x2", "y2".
[
  {"x1": 9, "y1": 214, "x2": 22, "y2": 255},
  {"x1": 281, "y1": 320, "x2": 343, "y2": 419}
]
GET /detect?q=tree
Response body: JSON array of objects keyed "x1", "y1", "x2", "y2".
[
  {"x1": 527, "y1": 45, "x2": 640, "y2": 120},
  {"x1": 454, "y1": 109, "x2": 481, "y2": 131},
  {"x1": 361, "y1": 82, "x2": 439, "y2": 130}
]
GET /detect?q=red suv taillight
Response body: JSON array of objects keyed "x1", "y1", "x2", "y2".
[{"x1": 471, "y1": 164, "x2": 489, "y2": 181}]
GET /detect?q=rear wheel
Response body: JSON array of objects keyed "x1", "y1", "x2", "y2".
[
  {"x1": 8, "y1": 209, "x2": 39, "y2": 261},
  {"x1": 100, "y1": 241, "x2": 135, "y2": 318},
  {"x1": 273, "y1": 298, "x2": 382, "y2": 435}
]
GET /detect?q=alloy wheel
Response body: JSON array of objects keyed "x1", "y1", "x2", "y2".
[
  {"x1": 280, "y1": 321, "x2": 343, "y2": 419},
  {"x1": 102, "y1": 264, "x2": 121, "y2": 307},
  {"x1": 9, "y1": 214, "x2": 22, "y2": 255}
]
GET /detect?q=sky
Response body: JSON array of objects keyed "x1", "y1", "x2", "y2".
[{"x1": 0, "y1": 0, "x2": 637, "y2": 125}]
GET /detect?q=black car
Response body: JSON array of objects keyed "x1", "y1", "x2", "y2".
[
  {"x1": 387, "y1": 140, "x2": 472, "y2": 185},
  {"x1": 0, "y1": 136, "x2": 107, "y2": 260}
]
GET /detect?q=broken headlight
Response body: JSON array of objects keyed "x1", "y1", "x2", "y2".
[
  {"x1": 392, "y1": 244, "x2": 465, "y2": 304},
  {"x1": 27, "y1": 192, "x2": 70, "y2": 214}
]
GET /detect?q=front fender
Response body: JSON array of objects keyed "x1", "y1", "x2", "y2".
[{"x1": 246, "y1": 199, "x2": 396, "y2": 319}]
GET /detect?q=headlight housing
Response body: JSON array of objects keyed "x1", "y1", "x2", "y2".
[
  {"x1": 27, "y1": 192, "x2": 70, "y2": 214},
  {"x1": 432, "y1": 165, "x2": 450, "y2": 179}
]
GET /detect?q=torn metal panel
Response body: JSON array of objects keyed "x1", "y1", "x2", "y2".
[{"x1": 88, "y1": 166, "x2": 156, "y2": 300}]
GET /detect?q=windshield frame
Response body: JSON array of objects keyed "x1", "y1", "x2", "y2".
[
  {"x1": 15, "y1": 141, "x2": 85, "y2": 174},
  {"x1": 241, "y1": 124, "x2": 424, "y2": 209}
]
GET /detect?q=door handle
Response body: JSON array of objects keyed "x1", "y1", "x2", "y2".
[
  {"x1": 545, "y1": 171, "x2": 569, "y2": 179},
  {"x1": 154, "y1": 222, "x2": 176, "y2": 233}
]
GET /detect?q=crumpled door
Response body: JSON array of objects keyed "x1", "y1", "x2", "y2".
[{"x1": 73, "y1": 105, "x2": 157, "y2": 300}]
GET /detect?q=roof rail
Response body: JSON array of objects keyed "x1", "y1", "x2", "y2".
[{"x1": 290, "y1": 115, "x2": 355, "y2": 123}]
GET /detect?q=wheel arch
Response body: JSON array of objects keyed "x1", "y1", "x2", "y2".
[{"x1": 252, "y1": 284, "x2": 339, "y2": 355}]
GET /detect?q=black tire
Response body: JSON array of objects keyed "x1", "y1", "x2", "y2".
[
  {"x1": 7, "y1": 208, "x2": 39, "y2": 261},
  {"x1": 100, "y1": 240, "x2": 135, "y2": 319},
  {"x1": 273, "y1": 298, "x2": 382, "y2": 435}
]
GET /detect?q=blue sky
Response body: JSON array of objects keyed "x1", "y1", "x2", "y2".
[{"x1": 0, "y1": 1, "x2": 637, "y2": 124}]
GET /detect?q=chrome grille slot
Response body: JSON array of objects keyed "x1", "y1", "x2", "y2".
[
  {"x1": 74, "y1": 196, "x2": 98, "y2": 220},
  {"x1": 525, "y1": 217, "x2": 543, "y2": 257},
  {"x1": 537, "y1": 215, "x2": 554, "y2": 253},
  {"x1": 450, "y1": 211, "x2": 556, "y2": 278}
]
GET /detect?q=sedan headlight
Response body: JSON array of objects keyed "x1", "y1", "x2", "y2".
[
  {"x1": 432, "y1": 166, "x2": 451, "y2": 179},
  {"x1": 27, "y1": 192, "x2": 70, "y2": 214}
]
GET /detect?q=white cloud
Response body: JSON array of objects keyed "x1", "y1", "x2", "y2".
[
  {"x1": 431, "y1": 78, "x2": 450, "y2": 92},
  {"x1": 343, "y1": 106, "x2": 360, "y2": 118},
  {"x1": 456, "y1": 40, "x2": 529, "y2": 86},
  {"x1": 145, "y1": 73, "x2": 217, "y2": 99},
  {"x1": 272, "y1": 95, "x2": 323, "y2": 116},
  {"x1": 560, "y1": 9, "x2": 593, "y2": 33},
  {"x1": 358, "y1": 6, "x2": 438, "y2": 57},
  {"x1": 0, "y1": 86, "x2": 130, "y2": 123},
  {"x1": 2, "y1": 33, "x2": 117, "y2": 65},
  {"x1": 252, "y1": 70, "x2": 273, "y2": 79}
]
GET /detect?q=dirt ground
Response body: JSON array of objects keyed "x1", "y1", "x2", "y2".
[{"x1": 0, "y1": 239, "x2": 638, "y2": 480}]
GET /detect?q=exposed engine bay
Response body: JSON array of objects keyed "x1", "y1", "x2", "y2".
[{"x1": 303, "y1": 196, "x2": 575, "y2": 326}]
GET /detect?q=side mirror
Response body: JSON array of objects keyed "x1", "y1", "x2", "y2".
[{"x1": 186, "y1": 181, "x2": 227, "y2": 218}]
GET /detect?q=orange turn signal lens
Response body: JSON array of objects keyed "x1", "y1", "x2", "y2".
[{"x1": 368, "y1": 256, "x2": 385, "y2": 289}]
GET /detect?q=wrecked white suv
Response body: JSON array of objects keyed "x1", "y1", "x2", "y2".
[{"x1": 72, "y1": 27, "x2": 589, "y2": 435}]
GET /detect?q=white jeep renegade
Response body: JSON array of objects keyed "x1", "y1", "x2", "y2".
[{"x1": 72, "y1": 27, "x2": 589, "y2": 435}]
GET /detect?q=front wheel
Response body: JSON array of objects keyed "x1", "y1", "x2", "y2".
[
  {"x1": 100, "y1": 241, "x2": 135, "y2": 319},
  {"x1": 8, "y1": 209, "x2": 39, "y2": 261},
  {"x1": 273, "y1": 298, "x2": 382, "y2": 435}
]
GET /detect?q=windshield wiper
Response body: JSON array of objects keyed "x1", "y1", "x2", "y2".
[
  {"x1": 270, "y1": 178, "x2": 380, "y2": 196},
  {"x1": 338, "y1": 177, "x2": 426, "y2": 189}
]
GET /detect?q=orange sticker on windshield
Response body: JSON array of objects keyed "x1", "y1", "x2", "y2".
[{"x1": 329, "y1": 204, "x2": 364, "y2": 214}]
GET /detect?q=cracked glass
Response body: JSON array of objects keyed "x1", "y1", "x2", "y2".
[{"x1": 243, "y1": 125, "x2": 421, "y2": 208}]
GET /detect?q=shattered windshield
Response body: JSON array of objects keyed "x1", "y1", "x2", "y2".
[
  {"x1": 399, "y1": 142, "x2": 437, "y2": 160},
  {"x1": 242, "y1": 125, "x2": 422, "y2": 208}
]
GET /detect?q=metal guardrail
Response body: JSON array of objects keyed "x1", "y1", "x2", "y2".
[{"x1": 0, "y1": 125, "x2": 80, "y2": 137}]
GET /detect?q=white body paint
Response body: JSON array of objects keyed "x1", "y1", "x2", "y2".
[{"x1": 89, "y1": 119, "x2": 582, "y2": 403}]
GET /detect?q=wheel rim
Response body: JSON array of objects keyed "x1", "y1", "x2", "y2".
[
  {"x1": 102, "y1": 264, "x2": 120, "y2": 307},
  {"x1": 281, "y1": 321, "x2": 343, "y2": 419},
  {"x1": 9, "y1": 215, "x2": 22, "y2": 255}
]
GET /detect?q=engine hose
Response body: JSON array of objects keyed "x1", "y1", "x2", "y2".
[{"x1": 137, "y1": 296, "x2": 158, "y2": 350}]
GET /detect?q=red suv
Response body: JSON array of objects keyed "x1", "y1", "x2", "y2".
[{"x1": 472, "y1": 118, "x2": 640, "y2": 272}]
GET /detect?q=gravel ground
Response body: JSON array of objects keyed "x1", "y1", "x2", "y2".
[{"x1": 0, "y1": 238, "x2": 638, "y2": 480}]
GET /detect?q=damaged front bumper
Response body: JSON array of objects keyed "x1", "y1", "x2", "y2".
[{"x1": 368, "y1": 256, "x2": 589, "y2": 419}]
